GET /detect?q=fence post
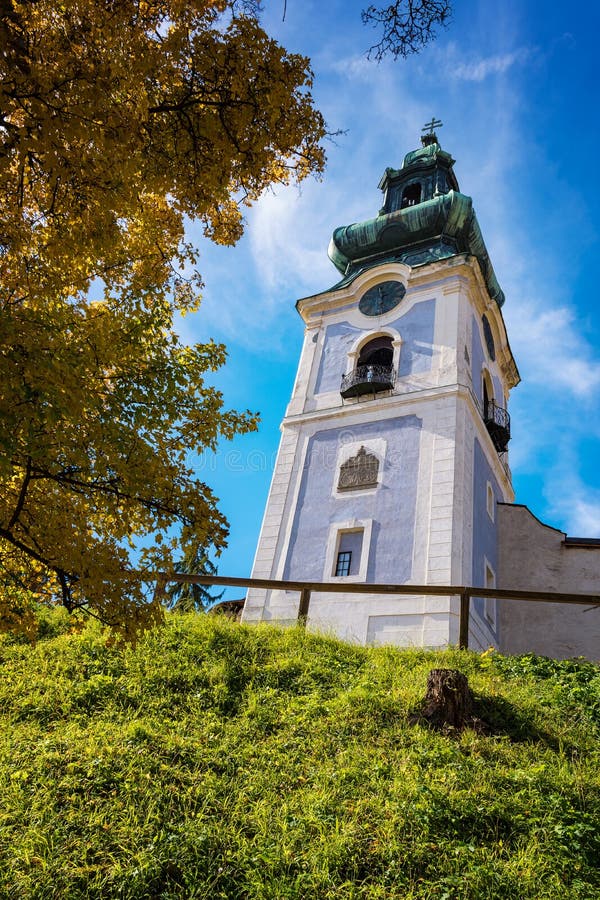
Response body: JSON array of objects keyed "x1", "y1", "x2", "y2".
[
  {"x1": 298, "y1": 588, "x2": 311, "y2": 626},
  {"x1": 459, "y1": 590, "x2": 470, "y2": 650}
]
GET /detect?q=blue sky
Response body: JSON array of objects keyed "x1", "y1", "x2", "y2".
[{"x1": 179, "y1": 0, "x2": 600, "y2": 594}]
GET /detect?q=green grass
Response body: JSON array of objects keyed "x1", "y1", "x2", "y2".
[{"x1": 0, "y1": 612, "x2": 599, "y2": 899}]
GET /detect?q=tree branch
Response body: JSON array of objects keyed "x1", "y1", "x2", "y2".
[
  {"x1": 6, "y1": 456, "x2": 32, "y2": 532},
  {"x1": 362, "y1": 0, "x2": 452, "y2": 60}
]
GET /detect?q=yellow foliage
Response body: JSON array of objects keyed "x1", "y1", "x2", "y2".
[{"x1": 0, "y1": 0, "x2": 325, "y2": 639}]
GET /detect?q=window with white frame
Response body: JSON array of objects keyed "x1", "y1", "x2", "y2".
[
  {"x1": 333, "y1": 530, "x2": 363, "y2": 578},
  {"x1": 484, "y1": 560, "x2": 496, "y2": 629},
  {"x1": 486, "y1": 481, "x2": 495, "y2": 522},
  {"x1": 324, "y1": 520, "x2": 373, "y2": 582},
  {"x1": 346, "y1": 329, "x2": 403, "y2": 384}
]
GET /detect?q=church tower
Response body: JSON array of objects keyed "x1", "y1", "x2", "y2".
[{"x1": 243, "y1": 123, "x2": 520, "y2": 650}]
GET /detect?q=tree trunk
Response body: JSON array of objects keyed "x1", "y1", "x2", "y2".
[{"x1": 417, "y1": 668, "x2": 474, "y2": 730}]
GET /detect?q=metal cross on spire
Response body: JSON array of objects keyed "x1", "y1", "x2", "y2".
[{"x1": 422, "y1": 117, "x2": 443, "y2": 136}]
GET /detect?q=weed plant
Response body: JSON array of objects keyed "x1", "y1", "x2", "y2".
[{"x1": 0, "y1": 612, "x2": 599, "y2": 898}]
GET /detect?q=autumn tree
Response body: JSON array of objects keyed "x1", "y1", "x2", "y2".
[{"x1": 0, "y1": 0, "x2": 326, "y2": 640}]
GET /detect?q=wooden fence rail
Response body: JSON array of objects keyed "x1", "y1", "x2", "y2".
[{"x1": 148, "y1": 573, "x2": 600, "y2": 650}]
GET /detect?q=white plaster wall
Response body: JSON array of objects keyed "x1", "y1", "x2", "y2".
[
  {"x1": 242, "y1": 424, "x2": 303, "y2": 622},
  {"x1": 243, "y1": 255, "x2": 519, "y2": 652},
  {"x1": 306, "y1": 592, "x2": 454, "y2": 648},
  {"x1": 454, "y1": 279, "x2": 515, "y2": 651},
  {"x1": 243, "y1": 386, "x2": 461, "y2": 639},
  {"x1": 498, "y1": 504, "x2": 600, "y2": 660}
]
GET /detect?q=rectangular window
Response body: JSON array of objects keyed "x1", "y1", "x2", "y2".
[
  {"x1": 329, "y1": 530, "x2": 364, "y2": 578},
  {"x1": 484, "y1": 562, "x2": 496, "y2": 629},
  {"x1": 335, "y1": 551, "x2": 352, "y2": 577},
  {"x1": 336, "y1": 530, "x2": 363, "y2": 577},
  {"x1": 325, "y1": 520, "x2": 372, "y2": 583},
  {"x1": 486, "y1": 482, "x2": 495, "y2": 522}
]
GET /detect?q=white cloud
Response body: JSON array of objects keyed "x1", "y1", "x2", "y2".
[
  {"x1": 506, "y1": 300, "x2": 600, "y2": 398},
  {"x1": 247, "y1": 184, "x2": 335, "y2": 294},
  {"x1": 566, "y1": 498, "x2": 600, "y2": 537},
  {"x1": 329, "y1": 53, "x2": 375, "y2": 81},
  {"x1": 449, "y1": 47, "x2": 532, "y2": 82},
  {"x1": 542, "y1": 455, "x2": 600, "y2": 537}
]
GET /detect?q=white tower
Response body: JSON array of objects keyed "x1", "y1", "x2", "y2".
[{"x1": 243, "y1": 127, "x2": 520, "y2": 650}]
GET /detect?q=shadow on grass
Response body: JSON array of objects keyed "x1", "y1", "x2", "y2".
[
  {"x1": 409, "y1": 689, "x2": 561, "y2": 749},
  {"x1": 474, "y1": 692, "x2": 561, "y2": 749}
]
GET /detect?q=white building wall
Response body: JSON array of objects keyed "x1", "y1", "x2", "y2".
[
  {"x1": 243, "y1": 255, "x2": 519, "y2": 651},
  {"x1": 497, "y1": 504, "x2": 600, "y2": 661}
]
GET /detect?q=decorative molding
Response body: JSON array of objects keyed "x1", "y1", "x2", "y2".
[
  {"x1": 333, "y1": 437, "x2": 386, "y2": 498},
  {"x1": 337, "y1": 446, "x2": 380, "y2": 492}
]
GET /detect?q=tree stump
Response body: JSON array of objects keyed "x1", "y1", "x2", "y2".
[{"x1": 414, "y1": 668, "x2": 475, "y2": 731}]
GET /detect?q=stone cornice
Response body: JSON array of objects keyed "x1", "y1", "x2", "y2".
[{"x1": 281, "y1": 381, "x2": 514, "y2": 494}]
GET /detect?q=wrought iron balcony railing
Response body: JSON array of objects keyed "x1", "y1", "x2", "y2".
[
  {"x1": 340, "y1": 364, "x2": 396, "y2": 400},
  {"x1": 484, "y1": 400, "x2": 511, "y2": 453}
]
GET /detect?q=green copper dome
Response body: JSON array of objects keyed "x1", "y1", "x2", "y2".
[
  {"x1": 326, "y1": 137, "x2": 505, "y2": 307},
  {"x1": 377, "y1": 135, "x2": 460, "y2": 215},
  {"x1": 404, "y1": 141, "x2": 455, "y2": 169}
]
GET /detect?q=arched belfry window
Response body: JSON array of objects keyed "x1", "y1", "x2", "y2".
[
  {"x1": 340, "y1": 335, "x2": 396, "y2": 400},
  {"x1": 357, "y1": 335, "x2": 394, "y2": 368},
  {"x1": 481, "y1": 368, "x2": 511, "y2": 452},
  {"x1": 482, "y1": 369, "x2": 494, "y2": 420},
  {"x1": 401, "y1": 182, "x2": 421, "y2": 208}
]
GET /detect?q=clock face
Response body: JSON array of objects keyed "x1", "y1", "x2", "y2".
[{"x1": 359, "y1": 280, "x2": 406, "y2": 317}]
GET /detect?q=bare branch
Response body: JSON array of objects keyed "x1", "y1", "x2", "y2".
[{"x1": 362, "y1": 0, "x2": 452, "y2": 60}]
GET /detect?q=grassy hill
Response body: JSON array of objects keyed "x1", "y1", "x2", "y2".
[{"x1": 1, "y1": 612, "x2": 599, "y2": 899}]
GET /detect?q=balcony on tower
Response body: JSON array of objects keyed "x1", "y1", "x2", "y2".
[{"x1": 340, "y1": 335, "x2": 396, "y2": 400}]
